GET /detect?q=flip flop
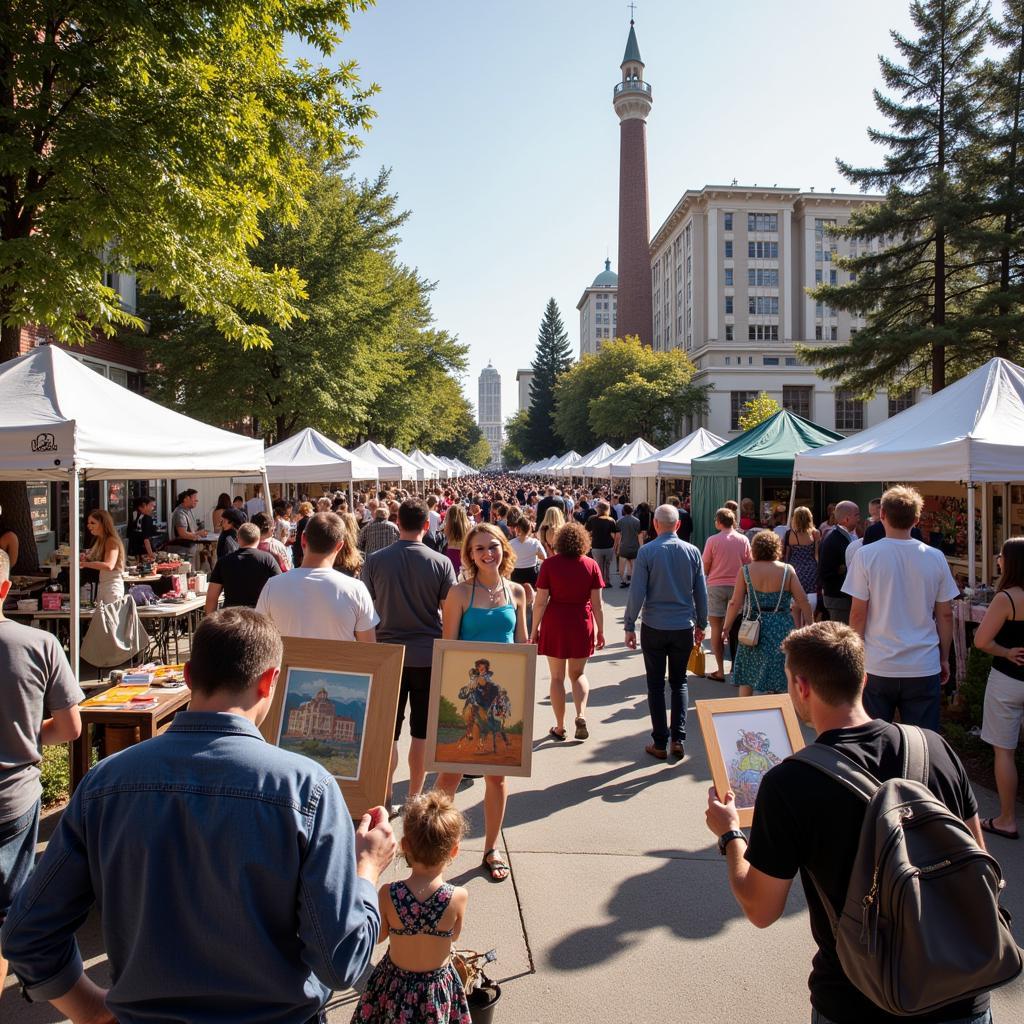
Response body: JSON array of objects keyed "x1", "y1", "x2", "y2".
[
  {"x1": 574, "y1": 716, "x2": 589, "y2": 740},
  {"x1": 548, "y1": 726, "x2": 567, "y2": 741},
  {"x1": 981, "y1": 817, "x2": 1019, "y2": 840},
  {"x1": 706, "y1": 673, "x2": 726, "y2": 682},
  {"x1": 482, "y1": 848, "x2": 510, "y2": 882}
]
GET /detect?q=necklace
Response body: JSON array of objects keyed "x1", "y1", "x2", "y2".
[{"x1": 477, "y1": 575, "x2": 504, "y2": 605}]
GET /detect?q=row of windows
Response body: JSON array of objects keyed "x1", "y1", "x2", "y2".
[
  {"x1": 749, "y1": 325, "x2": 779, "y2": 341},
  {"x1": 749, "y1": 296, "x2": 779, "y2": 315},
  {"x1": 749, "y1": 269, "x2": 779, "y2": 287},
  {"x1": 816, "y1": 325, "x2": 839, "y2": 341},
  {"x1": 729, "y1": 388, "x2": 915, "y2": 431},
  {"x1": 815, "y1": 269, "x2": 838, "y2": 285},
  {"x1": 748, "y1": 213, "x2": 779, "y2": 233},
  {"x1": 749, "y1": 241, "x2": 779, "y2": 259}
]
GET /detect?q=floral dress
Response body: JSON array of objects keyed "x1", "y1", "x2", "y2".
[
  {"x1": 732, "y1": 565, "x2": 795, "y2": 694},
  {"x1": 351, "y1": 881, "x2": 471, "y2": 1024}
]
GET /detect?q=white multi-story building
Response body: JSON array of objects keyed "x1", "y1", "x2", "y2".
[
  {"x1": 477, "y1": 363, "x2": 503, "y2": 468},
  {"x1": 648, "y1": 185, "x2": 917, "y2": 437},
  {"x1": 516, "y1": 369, "x2": 534, "y2": 413},
  {"x1": 577, "y1": 259, "x2": 619, "y2": 358}
]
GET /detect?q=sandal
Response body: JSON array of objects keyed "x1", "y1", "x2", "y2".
[
  {"x1": 574, "y1": 716, "x2": 589, "y2": 740},
  {"x1": 482, "y1": 848, "x2": 509, "y2": 882},
  {"x1": 981, "y1": 817, "x2": 1019, "y2": 840},
  {"x1": 548, "y1": 726, "x2": 567, "y2": 741},
  {"x1": 706, "y1": 672, "x2": 726, "y2": 682}
]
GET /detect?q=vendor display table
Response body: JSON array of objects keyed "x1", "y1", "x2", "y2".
[
  {"x1": 71, "y1": 685, "x2": 191, "y2": 793},
  {"x1": 8, "y1": 595, "x2": 208, "y2": 664}
]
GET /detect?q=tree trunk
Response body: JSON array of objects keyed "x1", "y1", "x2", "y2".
[{"x1": 933, "y1": 225, "x2": 947, "y2": 392}]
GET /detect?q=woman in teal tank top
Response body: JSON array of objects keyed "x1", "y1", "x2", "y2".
[{"x1": 436, "y1": 523, "x2": 528, "y2": 883}]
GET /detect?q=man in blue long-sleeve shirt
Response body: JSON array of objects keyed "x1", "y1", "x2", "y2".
[
  {"x1": 625, "y1": 504, "x2": 708, "y2": 761},
  {"x1": 1, "y1": 608, "x2": 396, "y2": 1024}
]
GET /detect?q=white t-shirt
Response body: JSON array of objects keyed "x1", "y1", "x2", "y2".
[
  {"x1": 510, "y1": 536, "x2": 545, "y2": 569},
  {"x1": 255, "y1": 568, "x2": 379, "y2": 641},
  {"x1": 245, "y1": 496, "x2": 266, "y2": 517},
  {"x1": 842, "y1": 539, "x2": 959, "y2": 677},
  {"x1": 428, "y1": 510, "x2": 441, "y2": 533},
  {"x1": 845, "y1": 537, "x2": 864, "y2": 566}
]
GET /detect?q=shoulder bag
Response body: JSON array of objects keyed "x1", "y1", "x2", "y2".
[{"x1": 737, "y1": 564, "x2": 789, "y2": 647}]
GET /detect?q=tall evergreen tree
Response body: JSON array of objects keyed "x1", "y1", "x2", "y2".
[
  {"x1": 957, "y1": 0, "x2": 1024, "y2": 361},
  {"x1": 524, "y1": 298, "x2": 573, "y2": 459},
  {"x1": 804, "y1": 0, "x2": 989, "y2": 393}
]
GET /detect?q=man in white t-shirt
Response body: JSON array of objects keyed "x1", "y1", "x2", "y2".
[
  {"x1": 426, "y1": 494, "x2": 442, "y2": 534},
  {"x1": 256, "y1": 513, "x2": 378, "y2": 642},
  {"x1": 843, "y1": 485, "x2": 958, "y2": 730}
]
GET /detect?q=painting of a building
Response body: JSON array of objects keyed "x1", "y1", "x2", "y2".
[{"x1": 286, "y1": 687, "x2": 357, "y2": 743}]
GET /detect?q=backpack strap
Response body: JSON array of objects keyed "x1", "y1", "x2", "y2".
[
  {"x1": 895, "y1": 723, "x2": 929, "y2": 786},
  {"x1": 790, "y1": 742, "x2": 882, "y2": 803}
]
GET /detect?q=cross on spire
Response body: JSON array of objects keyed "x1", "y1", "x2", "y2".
[{"x1": 628, "y1": 2, "x2": 637, "y2": 23}]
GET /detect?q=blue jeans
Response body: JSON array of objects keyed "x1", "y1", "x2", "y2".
[
  {"x1": 641, "y1": 624, "x2": 692, "y2": 746},
  {"x1": 0, "y1": 803, "x2": 40, "y2": 922},
  {"x1": 864, "y1": 672, "x2": 942, "y2": 731},
  {"x1": 812, "y1": 1009, "x2": 991, "y2": 1024}
]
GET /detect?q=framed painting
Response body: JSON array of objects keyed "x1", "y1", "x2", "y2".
[
  {"x1": 259, "y1": 638, "x2": 404, "y2": 818},
  {"x1": 425, "y1": 640, "x2": 537, "y2": 778},
  {"x1": 696, "y1": 694, "x2": 805, "y2": 827}
]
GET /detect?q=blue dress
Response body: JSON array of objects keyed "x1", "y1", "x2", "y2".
[{"x1": 732, "y1": 565, "x2": 794, "y2": 694}]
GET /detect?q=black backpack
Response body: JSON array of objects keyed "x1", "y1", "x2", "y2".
[{"x1": 794, "y1": 724, "x2": 1022, "y2": 1016}]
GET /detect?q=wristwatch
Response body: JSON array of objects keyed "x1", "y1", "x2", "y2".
[{"x1": 718, "y1": 829, "x2": 747, "y2": 855}]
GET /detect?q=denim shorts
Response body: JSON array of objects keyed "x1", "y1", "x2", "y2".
[{"x1": 0, "y1": 803, "x2": 40, "y2": 922}]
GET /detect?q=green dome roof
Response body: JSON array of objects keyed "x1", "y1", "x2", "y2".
[{"x1": 592, "y1": 258, "x2": 618, "y2": 288}]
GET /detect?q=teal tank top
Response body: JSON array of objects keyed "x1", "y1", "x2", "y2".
[{"x1": 459, "y1": 577, "x2": 516, "y2": 644}]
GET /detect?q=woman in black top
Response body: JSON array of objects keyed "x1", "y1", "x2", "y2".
[
  {"x1": 974, "y1": 536, "x2": 1024, "y2": 840},
  {"x1": 127, "y1": 496, "x2": 160, "y2": 559},
  {"x1": 291, "y1": 501, "x2": 314, "y2": 568},
  {"x1": 216, "y1": 508, "x2": 245, "y2": 560}
]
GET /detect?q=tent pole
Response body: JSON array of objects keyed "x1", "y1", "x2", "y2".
[
  {"x1": 737, "y1": 477, "x2": 743, "y2": 507},
  {"x1": 967, "y1": 483, "x2": 977, "y2": 591},
  {"x1": 787, "y1": 466, "x2": 798, "y2": 526},
  {"x1": 69, "y1": 468, "x2": 81, "y2": 682},
  {"x1": 981, "y1": 482, "x2": 990, "y2": 585},
  {"x1": 261, "y1": 472, "x2": 272, "y2": 519}
]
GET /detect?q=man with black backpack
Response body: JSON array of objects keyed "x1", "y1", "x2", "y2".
[{"x1": 705, "y1": 620, "x2": 1020, "y2": 1024}]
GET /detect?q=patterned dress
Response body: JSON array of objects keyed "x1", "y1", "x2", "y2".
[
  {"x1": 732, "y1": 565, "x2": 795, "y2": 694},
  {"x1": 351, "y1": 881, "x2": 471, "y2": 1024}
]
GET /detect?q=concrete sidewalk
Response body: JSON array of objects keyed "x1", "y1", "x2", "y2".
[{"x1": 5, "y1": 583, "x2": 1024, "y2": 1023}]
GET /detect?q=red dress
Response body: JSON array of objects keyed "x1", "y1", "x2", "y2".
[{"x1": 535, "y1": 554, "x2": 604, "y2": 659}]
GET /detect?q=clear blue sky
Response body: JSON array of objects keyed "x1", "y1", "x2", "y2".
[{"x1": 285, "y1": 0, "x2": 915, "y2": 423}]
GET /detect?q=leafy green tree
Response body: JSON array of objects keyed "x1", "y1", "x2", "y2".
[
  {"x1": 502, "y1": 409, "x2": 530, "y2": 467},
  {"x1": 804, "y1": 0, "x2": 989, "y2": 393},
  {"x1": 737, "y1": 393, "x2": 781, "y2": 432},
  {"x1": 553, "y1": 337, "x2": 708, "y2": 450},
  {"x1": 524, "y1": 299, "x2": 574, "y2": 458}
]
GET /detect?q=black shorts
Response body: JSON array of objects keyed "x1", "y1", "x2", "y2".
[
  {"x1": 394, "y1": 665, "x2": 432, "y2": 741},
  {"x1": 511, "y1": 565, "x2": 540, "y2": 586}
]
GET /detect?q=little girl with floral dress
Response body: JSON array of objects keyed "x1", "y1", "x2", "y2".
[{"x1": 352, "y1": 792, "x2": 471, "y2": 1024}]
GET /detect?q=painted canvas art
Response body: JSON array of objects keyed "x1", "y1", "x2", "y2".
[
  {"x1": 711, "y1": 708, "x2": 794, "y2": 809},
  {"x1": 278, "y1": 667, "x2": 372, "y2": 781},
  {"x1": 425, "y1": 640, "x2": 537, "y2": 778}
]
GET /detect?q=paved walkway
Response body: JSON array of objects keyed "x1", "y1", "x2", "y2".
[{"x1": 5, "y1": 584, "x2": 1024, "y2": 1022}]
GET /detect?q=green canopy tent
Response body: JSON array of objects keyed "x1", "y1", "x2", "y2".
[{"x1": 690, "y1": 411, "x2": 843, "y2": 545}]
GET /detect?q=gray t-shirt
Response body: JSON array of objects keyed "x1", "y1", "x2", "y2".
[
  {"x1": 169, "y1": 504, "x2": 197, "y2": 551},
  {"x1": 363, "y1": 540, "x2": 458, "y2": 667},
  {"x1": 0, "y1": 620, "x2": 84, "y2": 822},
  {"x1": 613, "y1": 514, "x2": 642, "y2": 554}
]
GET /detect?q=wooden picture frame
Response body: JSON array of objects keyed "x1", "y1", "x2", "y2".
[
  {"x1": 425, "y1": 639, "x2": 537, "y2": 778},
  {"x1": 259, "y1": 637, "x2": 404, "y2": 818},
  {"x1": 696, "y1": 694, "x2": 805, "y2": 827}
]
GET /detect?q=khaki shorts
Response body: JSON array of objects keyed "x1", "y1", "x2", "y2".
[
  {"x1": 981, "y1": 665, "x2": 1024, "y2": 750},
  {"x1": 707, "y1": 585, "x2": 734, "y2": 619}
]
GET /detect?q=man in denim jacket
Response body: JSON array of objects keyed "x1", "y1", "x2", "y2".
[{"x1": 1, "y1": 608, "x2": 396, "y2": 1024}]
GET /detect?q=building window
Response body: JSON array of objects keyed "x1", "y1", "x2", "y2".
[
  {"x1": 747, "y1": 213, "x2": 779, "y2": 232},
  {"x1": 748, "y1": 268, "x2": 780, "y2": 287},
  {"x1": 747, "y1": 241, "x2": 779, "y2": 259},
  {"x1": 748, "y1": 296, "x2": 779, "y2": 315},
  {"x1": 725, "y1": 325, "x2": 734, "y2": 341},
  {"x1": 815, "y1": 325, "x2": 823, "y2": 340},
  {"x1": 829, "y1": 269, "x2": 837, "y2": 285},
  {"x1": 835, "y1": 389, "x2": 864, "y2": 431},
  {"x1": 724, "y1": 240, "x2": 733, "y2": 259},
  {"x1": 724, "y1": 268, "x2": 733, "y2": 286},
  {"x1": 785, "y1": 356, "x2": 799, "y2": 366},
  {"x1": 724, "y1": 212, "x2": 733, "y2": 231},
  {"x1": 815, "y1": 269, "x2": 823, "y2": 284},
  {"x1": 888, "y1": 390, "x2": 916, "y2": 417},
  {"x1": 731, "y1": 391, "x2": 757, "y2": 431},
  {"x1": 830, "y1": 325, "x2": 838, "y2": 341},
  {"x1": 783, "y1": 385, "x2": 811, "y2": 418},
  {"x1": 763, "y1": 357, "x2": 779, "y2": 366},
  {"x1": 725, "y1": 356, "x2": 731, "y2": 365},
  {"x1": 748, "y1": 324, "x2": 780, "y2": 342},
  {"x1": 725, "y1": 296, "x2": 733, "y2": 315}
]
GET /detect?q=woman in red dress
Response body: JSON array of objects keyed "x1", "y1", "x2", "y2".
[{"x1": 529, "y1": 522, "x2": 605, "y2": 742}]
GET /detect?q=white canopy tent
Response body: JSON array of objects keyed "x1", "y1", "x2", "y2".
[
  {"x1": 0, "y1": 344, "x2": 268, "y2": 676},
  {"x1": 630, "y1": 428, "x2": 727, "y2": 503},
  {"x1": 793, "y1": 357, "x2": 1024, "y2": 586},
  {"x1": 351, "y1": 441, "x2": 408, "y2": 484},
  {"x1": 548, "y1": 451, "x2": 583, "y2": 477},
  {"x1": 386, "y1": 448, "x2": 427, "y2": 483},
  {"x1": 573, "y1": 442, "x2": 617, "y2": 477},
  {"x1": 406, "y1": 449, "x2": 446, "y2": 480},
  {"x1": 587, "y1": 438, "x2": 658, "y2": 480}
]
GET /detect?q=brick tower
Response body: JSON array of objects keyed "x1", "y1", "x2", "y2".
[{"x1": 613, "y1": 19, "x2": 653, "y2": 346}]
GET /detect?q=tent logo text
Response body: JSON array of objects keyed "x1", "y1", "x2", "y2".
[{"x1": 31, "y1": 433, "x2": 58, "y2": 453}]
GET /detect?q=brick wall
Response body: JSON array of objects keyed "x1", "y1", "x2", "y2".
[
  {"x1": 617, "y1": 118, "x2": 654, "y2": 346},
  {"x1": 18, "y1": 324, "x2": 148, "y2": 371}
]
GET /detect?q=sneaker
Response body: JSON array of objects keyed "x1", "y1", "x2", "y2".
[{"x1": 644, "y1": 743, "x2": 667, "y2": 760}]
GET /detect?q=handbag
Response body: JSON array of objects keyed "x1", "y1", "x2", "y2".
[
  {"x1": 737, "y1": 565, "x2": 789, "y2": 647},
  {"x1": 687, "y1": 643, "x2": 706, "y2": 676}
]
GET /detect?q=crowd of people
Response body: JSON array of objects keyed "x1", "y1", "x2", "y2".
[{"x1": 0, "y1": 471, "x2": 1022, "y2": 1024}]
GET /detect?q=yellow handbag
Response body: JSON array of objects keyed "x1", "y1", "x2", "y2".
[{"x1": 687, "y1": 643, "x2": 706, "y2": 676}]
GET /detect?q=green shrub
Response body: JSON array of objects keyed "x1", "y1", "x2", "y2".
[
  {"x1": 960, "y1": 647, "x2": 992, "y2": 728},
  {"x1": 40, "y1": 744, "x2": 71, "y2": 807}
]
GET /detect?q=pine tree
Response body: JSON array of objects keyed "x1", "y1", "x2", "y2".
[
  {"x1": 524, "y1": 298, "x2": 573, "y2": 459},
  {"x1": 957, "y1": 0, "x2": 1024, "y2": 362},
  {"x1": 804, "y1": 0, "x2": 989, "y2": 393}
]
